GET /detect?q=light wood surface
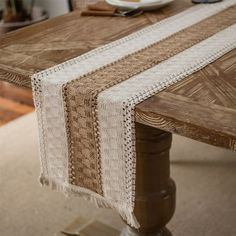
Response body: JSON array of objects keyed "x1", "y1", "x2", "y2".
[{"x1": 0, "y1": 0, "x2": 235, "y2": 151}]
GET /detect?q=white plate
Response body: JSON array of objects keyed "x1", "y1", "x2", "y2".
[{"x1": 105, "y1": 0, "x2": 174, "y2": 10}]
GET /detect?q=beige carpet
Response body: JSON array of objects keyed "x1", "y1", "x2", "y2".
[{"x1": 0, "y1": 112, "x2": 235, "y2": 236}]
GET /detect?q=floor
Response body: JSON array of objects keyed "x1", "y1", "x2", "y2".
[
  {"x1": 0, "y1": 112, "x2": 236, "y2": 236},
  {"x1": 0, "y1": 81, "x2": 34, "y2": 126}
]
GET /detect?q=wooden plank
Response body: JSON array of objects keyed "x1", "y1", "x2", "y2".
[
  {"x1": 0, "y1": 97, "x2": 34, "y2": 114},
  {"x1": 136, "y1": 92, "x2": 236, "y2": 151},
  {"x1": 136, "y1": 49, "x2": 236, "y2": 151},
  {"x1": 0, "y1": 81, "x2": 33, "y2": 125},
  {"x1": 0, "y1": 108, "x2": 20, "y2": 126},
  {"x1": 0, "y1": 0, "x2": 192, "y2": 87},
  {"x1": 0, "y1": 96, "x2": 34, "y2": 126},
  {"x1": 0, "y1": 81, "x2": 33, "y2": 106}
]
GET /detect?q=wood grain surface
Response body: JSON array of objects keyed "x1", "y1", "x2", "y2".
[
  {"x1": 0, "y1": 0, "x2": 192, "y2": 87},
  {"x1": 0, "y1": 81, "x2": 34, "y2": 126},
  {"x1": 136, "y1": 49, "x2": 236, "y2": 151},
  {"x1": 0, "y1": 0, "x2": 235, "y2": 150}
]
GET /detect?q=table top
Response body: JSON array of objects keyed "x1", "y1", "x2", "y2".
[{"x1": 0, "y1": 0, "x2": 235, "y2": 151}]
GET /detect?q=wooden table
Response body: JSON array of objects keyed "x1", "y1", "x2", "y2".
[{"x1": 0, "y1": 0, "x2": 235, "y2": 235}]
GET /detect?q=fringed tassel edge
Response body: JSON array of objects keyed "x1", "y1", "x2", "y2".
[{"x1": 39, "y1": 174, "x2": 140, "y2": 229}]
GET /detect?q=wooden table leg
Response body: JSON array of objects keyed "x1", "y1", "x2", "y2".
[{"x1": 121, "y1": 123, "x2": 176, "y2": 236}]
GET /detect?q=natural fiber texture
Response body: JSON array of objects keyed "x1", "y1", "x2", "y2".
[
  {"x1": 32, "y1": 0, "x2": 236, "y2": 228},
  {"x1": 65, "y1": 5, "x2": 236, "y2": 194}
]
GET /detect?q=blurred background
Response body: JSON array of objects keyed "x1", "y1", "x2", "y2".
[{"x1": 0, "y1": 0, "x2": 72, "y2": 19}]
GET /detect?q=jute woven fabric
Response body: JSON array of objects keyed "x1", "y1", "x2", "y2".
[
  {"x1": 65, "y1": 5, "x2": 236, "y2": 194},
  {"x1": 32, "y1": 0, "x2": 236, "y2": 228}
]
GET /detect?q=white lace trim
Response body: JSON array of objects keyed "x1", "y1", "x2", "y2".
[{"x1": 31, "y1": 0, "x2": 236, "y2": 229}]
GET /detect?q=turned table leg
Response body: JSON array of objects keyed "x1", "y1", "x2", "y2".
[
  {"x1": 61, "y1": 123, "x2": 175, "y2": 236},
  {"x1": 121, "y1": 123, "x2": 176, "y2": 236}
]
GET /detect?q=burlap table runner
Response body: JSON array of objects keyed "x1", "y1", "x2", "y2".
[{"x1": 32, "y1": 0, "x2": 236, "y2": 228}]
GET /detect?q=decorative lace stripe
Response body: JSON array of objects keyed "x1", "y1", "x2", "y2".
[{"x1": 64, "y1": 5, "x2": 236, "y2": 194}]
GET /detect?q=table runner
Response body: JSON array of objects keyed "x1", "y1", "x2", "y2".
[{"x1": 32, "y1": 0, "x2": 236, "y2": 228}]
